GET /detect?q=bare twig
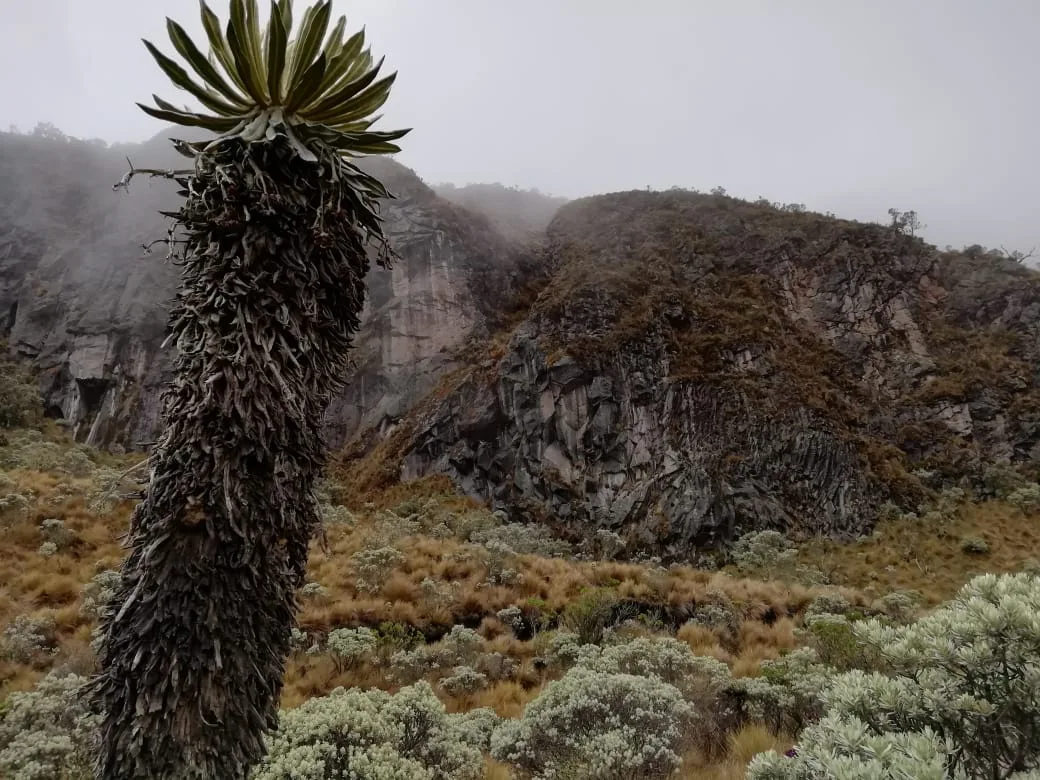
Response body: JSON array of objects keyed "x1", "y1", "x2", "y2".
[
  {"x1": 1000, "y1": 245, "x2": 1037, "y2": 264},
  {"x1": 113, "y1": 157, "x2": 193, "y2": 192}
]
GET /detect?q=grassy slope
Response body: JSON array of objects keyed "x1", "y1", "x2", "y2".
[{"x1": 1, "y1": 428, "x2": 1037, "y2": 777}]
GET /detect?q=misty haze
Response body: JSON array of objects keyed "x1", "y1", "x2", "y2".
[
  {"x1": 2, "y1": 1, "x2": 1040, "y2": 779},
  {"x1": 2, "y1": 0, "x2": 1038, "y2": 254}
]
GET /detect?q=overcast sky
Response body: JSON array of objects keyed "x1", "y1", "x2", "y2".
[{"x1": 2, "y1": 0, "x2": 1037, "y2": 252}]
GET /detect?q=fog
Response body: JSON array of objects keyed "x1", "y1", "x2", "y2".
[{"x1": 2, "y1": 0, "x2": 1037, "y2": 252}]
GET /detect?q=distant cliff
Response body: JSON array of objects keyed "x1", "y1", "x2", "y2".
[
  {"x1": 4, "y1": 130, "x2": 1040, "y2": 556},
  {"x1": 381, "y1": 191, "x2": 1040, "y2": 554},
  {"x1": 0, "y1": 130, "x2": 533, "y2": 450}
]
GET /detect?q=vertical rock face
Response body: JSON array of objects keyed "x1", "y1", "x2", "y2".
[
  {"x1": 5, "y1": 133, "x2": 1040, "y2": 556},
  {"x1": 396, "y1": 191, "x2": 1040, "y2": 555},
  {"x1": 0, "y1": 131, "x2": 533, "y2": 450}
]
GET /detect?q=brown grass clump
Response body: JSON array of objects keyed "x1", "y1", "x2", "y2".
[
  {"x1": 799, "y1": 499, "x2": 1040, "y2": 604},
  {"x1": 2, "y1": 429, "x2": 1036, "y2": 778}
]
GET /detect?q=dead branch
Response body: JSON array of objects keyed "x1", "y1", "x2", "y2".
[
  {"x1": 113, "y1": 157, "x2": 193, "y2": 192},
  {"x1": 1001, "y1": 245, "x2": 1037, "y2": 263}
]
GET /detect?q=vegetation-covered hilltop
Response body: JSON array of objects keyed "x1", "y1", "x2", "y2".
[{"x1": 387, "y1": 188, "x2": 1040, "y2": 559}]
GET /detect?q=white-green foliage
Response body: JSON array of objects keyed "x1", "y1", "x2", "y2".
[
  {"x1": 438, "y1": 666, "x2": 488, "y2": 697},
  {"x1": 481, "y1": 539, "x2": 521, "y2": 585},
  {"x1": 474, "y1": 651, "x2": 517, "y2": 682},
  {"x1": 736, "y1": 648, "x2": 833, "y2": 734},
  {"x1": 576, "y1": 635, "x2": 736, "y2": 753},
  {"x1": 746, "y1": 713, "x2": 954, "y2": 780},
  {"x1": 326, "y1": 627, "x2": 378, "y2": 671},
  {"x1": 252, "y1": 682, "x2": 482, "y2": 780},
  {"x1": 289, "y1": 627, "x2": 313, "y2": 654},
  {"x1": 731, "y1": 530, "x2": 799, "y2": 579},
  {"x1": 85, "y1": 465, "x2": 144, "y2": 515},
  {"x1": 0, "y1": 360, "x2": 42, "y2": 430},
  {"x1": 352, "y1": 546, "x2": 405, "y2": 594},
  {"x1": 585, "y1": 528, "x2": 625, "y2": 561},
  {"x1": 2, "y1": 614, "x2": 56, "y2": 663},
  {"x1": 496, "y1": 605, "x2": 523, "y2": 632},
  {"x1": 688, "y1": 592, "x2": 743, "y2": 635},
  {"x1": 799, "y1": 613, "x2": 872, "y2": 670},
  {"x1": 299, "y1": 581, "x2": 329, "y2": 600},
  {"x1": 804, "y1": 593, "x2": 853, "y2": 620},
  {"x1": 448, "y1": 708, "x2": 501, "y2": 752},
  {"x1": 469, "y1": 522, "x2": 573, "y2": 558},
  {"x1": 960, "y1": 535, "x2": 989, "y2": 555},
  {"x1": 390, "y1": 625, "x2": 482, "y2": 684},
  {"x1": 420, "y1": 577, "x2": 456, "y2": 610},
  {"x1": 39, "y1": 517, "x2": 73, "y2": 550},
  {"x1": 79, "y1": 568, "x2": 121, "y2": 620},
  {"x1": 754, "y1": 573, "x2": 1040, "y2": 779},
  {"x1": 871, "y1": 590, "x2": 920, "y2": 624},
  {"x1": 1008, "y1": 483, "x2": 1040, "y2": 513},
  {"x1": 0, "y1": 672, "x2": 97, "y2": 780},
  {"x1": 982, "y1": 462, "x2": 1028, "y2": 499},
  {"x1": 490, "y1": 666, "x2": 695, "y2": 779},
  {"x1": 320, "y1": 502, "x2": 358, "y2": 527},
  {"x1": 541, "y1": 631, "x2": 594, "y2": 669},
  {"x1": 579, "y1": 635, "x2": 730, "y2": 701},
  {"x1": 0, "y1": 491, "x2": 30, "y2": 527},
  {"x1": 0, "y1": 430, "x2": 96, "y2": 476}
]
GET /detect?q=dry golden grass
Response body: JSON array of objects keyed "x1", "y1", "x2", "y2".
[
  {"x1": 1, "y1": 433, "x2": 1035, "y2": 779},
  {"x1": 681, "y1": 724, "x2": 794, "y2": 779},
  {"x1": 0, "y1": 460, "x2": 831, "y2": 711},
  {"x1": 799, "y1": 499, "x2": 1040, "y2": 605}
]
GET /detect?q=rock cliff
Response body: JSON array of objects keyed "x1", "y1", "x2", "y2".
[
  {"x1": 387, "y1": 191, "x2": 1040, "y2": 555},
  {"x1": 4, "y1": 131, "x2": 1039, "y2": 557},
  {"x1": 0, "y1": 130, "x2": 533, "y2": 450}
]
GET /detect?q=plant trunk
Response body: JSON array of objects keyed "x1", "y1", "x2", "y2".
[{"x1": 92, "y1": 136, "x2": 380, "y2": 779}]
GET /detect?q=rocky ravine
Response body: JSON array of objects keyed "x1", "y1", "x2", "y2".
[
  {"x1": 394, "y1": 191, "x2": 1040, "y2": 556},
  {"x1": 0, "y1": 130, "x2": 534, "y2": 450}
]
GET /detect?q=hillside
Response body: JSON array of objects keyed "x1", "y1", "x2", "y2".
[
  {"x1": 3, "y1": 129, "x2": 1040, "y2": 557},
  {"x1": 2, "y1": 132, "x2": 1040, "y2": 777},
  {"x1": 1, "y1": 404, "x2": 1039, "y2": 778},
  {"x1": 383, "y1": 189, "x2": 1040, "y2": 555},
  {"x1": 0, "y1": 129, "x2": 535, "y2": 451}
]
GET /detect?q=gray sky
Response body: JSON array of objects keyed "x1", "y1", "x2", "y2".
[{"x1": 2, "y1": 0, "x2": 1037, "y2": 253}]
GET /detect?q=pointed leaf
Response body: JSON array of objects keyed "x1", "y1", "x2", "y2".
[
  {"x1": 283, "y1": 53, "x2": 328, "y2": 114},
  {"x1": 283, "y1": 4, "x2": 314, "y2": 78},
  {"x1": 284, "y1": 0, "x2": 332, "y2": 92},
  {"x1": 265, "y1": 0, "x2": 289, "y2": 103},
  {"x1": 199, "y1": 0, "x2": 250, "y2": 96},
  {"x1": 323, "y1": 15, "x2": 347, "y2": 60},
  {"x1": 282, "y1": 121, "x2": 318, "y2": 162},
  {"x1": 143, "y1": 39, "x2": 244, "y2": 116},
  {"x1": 138, "y1": 102, "x2": 240, "y2": 131},
  {"x1": 302, "y1": 57, "x2": 386, "y2": 118},
  {"x1": 308, "y1": 71, "x2": 396, "y2": 125},
  {"x1": 166, "y1": 18, "x2": 249, "y2": 108},
  {"x1": 242, "y1": 0, "x2": 267, "y2": 96},
  {"x1": 316, "y1": 45, "x2": 372, "y2": 102},
  {"x1": 227, "y1": 0, "x2": 267, "y2": 103},
  {"x1": 277, "y1": 0, "x2": 293, "y2": 33},
  {"x1": 310, "y1": 30, "x2": 366, "y2": 98}
]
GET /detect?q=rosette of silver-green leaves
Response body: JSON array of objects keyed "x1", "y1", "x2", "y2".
[
  {"x1": 143, "y1": 0, "x2": 408, "y2": 158},
  {"x1": 141, "y1": 0, "x2": 409, "y2": 261}
]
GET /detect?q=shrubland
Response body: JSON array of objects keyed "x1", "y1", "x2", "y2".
[{"x1": 1, "y1": 367, "x2": 1039, "y2": 778}]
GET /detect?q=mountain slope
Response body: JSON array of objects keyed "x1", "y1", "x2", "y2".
[
  {"x1": 0, "y1": 130, "x2": 533, "y2": 450},
  {"x1": 382, "y1": 190, "x2": 1040, "y2": 555}
]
